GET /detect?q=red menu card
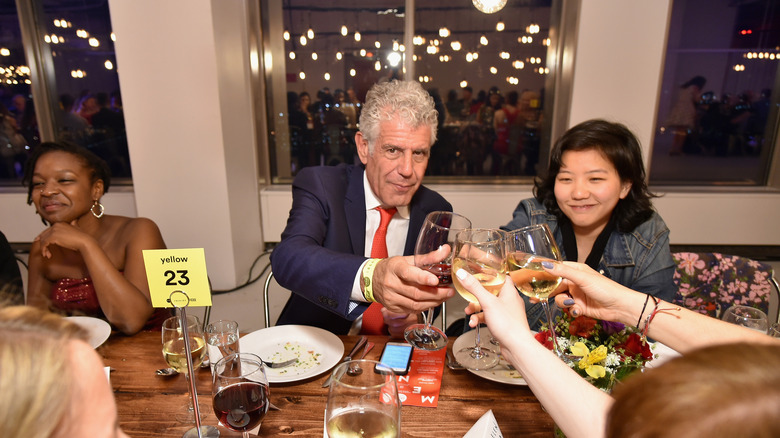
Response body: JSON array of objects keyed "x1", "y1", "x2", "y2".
[{"x1": 395, "y1": 348, "x2": 446, "y2": 407}]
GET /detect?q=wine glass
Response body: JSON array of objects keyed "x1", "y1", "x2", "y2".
[
  {"x1": 768, "y1": 323, "x2": 780, "y2": 338},
  {"x1": 161, "y1": 315, "x2": 213, "y2": 428},
  {"x1": 405, "y1": 211, "x2": 472, "y2": 351},
  {"x1": 325, "y1": 359, "x2": 401, "y2": 438},
  {"x1": 451, "y1": 228, "x2": 506, "y2": 370},
  {"x1": 721, "y1": 305, "x2": 769, "y2": 333},
  {"x1": 506, "y1": 224, "x2": 565, "y2": 358},
  {"x1": 212, "y1": 353, "x2": 269, "y2": 438}
]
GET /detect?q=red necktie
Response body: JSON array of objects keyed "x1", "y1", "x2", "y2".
[{"x1": 361, "y1": 206, "x2": 397, "y2": 335}]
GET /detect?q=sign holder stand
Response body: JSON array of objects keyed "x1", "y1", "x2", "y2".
[{"x1": 171, "y1": 290, "x2": 221, "y2": 438}]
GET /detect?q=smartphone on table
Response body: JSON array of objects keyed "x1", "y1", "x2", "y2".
[{"x1": 374, "y1": 341, "x2": 413, "y2": 376}]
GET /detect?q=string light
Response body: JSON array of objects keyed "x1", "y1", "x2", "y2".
[
  {"x1": 354, "y1": 31, "x2": 361, "y2": 42},
  {"x1": 496, "y1": 21, "x2": 505, "y2": 32},
  {"x1": 349, "y1": 68, "x2": 356, "y2": 76},
  {"x1": 459, "y1": 80, "x2": 468, "y2": 88},
  {"x1": 104, "y1": 60, "x2": 113, "y2": 70},
  {"x1": 336, "y1": 51, "x2": 342, "y2": 60},
  {"x1": 451, "y1": 41, "x2": 461, "y2": 51},
  {"x1": 490, "y1": 66, "x2": 498, "y2": 74},
  {"x1": 311, "y1": 52, "x2": 318, "y2": 60},
  {"x1": 341, "y1": 25, "x2": 348, "y2": 36},
  {"x1": 299, "y1": 71, "x2": 305, "y2": 79},
  {"x1": 0, "y1": 48, "x2": 10, "y2": 56},
  {"x1": 375, "y1": 41, "x2": 381, "y2": 48},
  {"x1": 480, "y1": 35, "x2": 488, "y2": 45},
  {"x1": 374, "y1": 60, "x2": 381, "y2": 71},
  {"x1": 289, "y1": 51, "x2": 296, "y2": 59},
  {"x1": 307, "y1": 28, "x2": 314, "y2": 39},
  {"x1": 299, "y1": 35, "x2": 307, "y2": 46},
  {"x1": 88, "y1": 37, "x2": 99, "y2": 47},
  {"x1": 439, "y1": 27, "x2": 450, "y2": 38},
  {"x1": 324, "y1": 72, "x2": 331, "y2": 80},
  {"x1": 283, "y1": 30, "x2": 290, "y2": 40}
]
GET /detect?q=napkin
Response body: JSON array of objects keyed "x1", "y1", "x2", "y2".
[{"x1": 463, "y1": 410, "x2": 503, "y2": 438}]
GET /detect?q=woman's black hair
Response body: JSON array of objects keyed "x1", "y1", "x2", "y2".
[
  {"x1": 533, "y1": 119, "x2": 657, "y2": 232},
  {"x1": 22, "y1": 141, "x2": 112, "y2": 206}
]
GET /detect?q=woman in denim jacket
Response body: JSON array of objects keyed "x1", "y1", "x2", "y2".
[{"x1": 503, "y1": 119, "x2": 675, "y2": 329}]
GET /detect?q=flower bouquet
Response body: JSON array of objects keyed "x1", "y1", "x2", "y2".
[{"x1": 535, "y1": 309, "x2": 654, "y2": 392}]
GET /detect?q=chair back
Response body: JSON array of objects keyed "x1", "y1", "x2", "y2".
[{"x1": 672, "y1": 252, "x2": 780, "y2": 323}]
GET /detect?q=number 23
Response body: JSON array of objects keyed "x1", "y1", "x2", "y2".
[{"x1": 164, "y1": 270, "x2": 190, "y2": 286}]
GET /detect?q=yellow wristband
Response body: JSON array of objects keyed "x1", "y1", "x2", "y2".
[{"x1": 361, "y1": 258, "x2": 381, "y2": 303}]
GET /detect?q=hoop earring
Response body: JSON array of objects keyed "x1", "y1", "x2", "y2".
[{"x1": 91, "y1": 200, "x2": 105, "y2": 218}]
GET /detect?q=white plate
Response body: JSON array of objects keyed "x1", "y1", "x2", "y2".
[
  {"x1": 66, "y1": 316, "x2": 111, "y2": 348},
  {"x1": 645, "y1": 342, "x2": 681, "y2": 368},
  {"x1": 452, "y1": 327, "x2": 527, "y2": 386},
  {"x1": 239, "y1": 325, "x2": 344, "y2": 384}
]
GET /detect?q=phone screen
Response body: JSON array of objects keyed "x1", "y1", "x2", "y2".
[{"x1": 377, "y1": 342, "x2": 413, "y2": 375}]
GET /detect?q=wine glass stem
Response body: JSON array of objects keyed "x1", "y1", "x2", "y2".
[
  {"x1": 472, "y1": 320, "x2": 484, "y2": 357},
  {"x1": 423, "y1": 308, "x2": 434, "y2": 331},
  {"x1": 541, "y1": 300, "x2": 562, "y2": 357}
]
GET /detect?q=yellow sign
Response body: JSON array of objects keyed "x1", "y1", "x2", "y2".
[{"x1": 142, "y1": 248, "x2": 212, "y2": 308}]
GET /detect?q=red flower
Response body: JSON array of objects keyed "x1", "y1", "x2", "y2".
[
  {"x1": 535, "y1": 330, "x2": 554, "y2": 350},
  {"x1": 618, "y1": 333, "x2": 652, "y2": 360},
  {"x1": 568, "y1": 315, "x2": 598, "y2": 338}
]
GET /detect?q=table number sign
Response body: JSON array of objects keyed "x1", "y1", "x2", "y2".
[{"x1": 142, "y1": 248, "x2": 213, "y2": 308}]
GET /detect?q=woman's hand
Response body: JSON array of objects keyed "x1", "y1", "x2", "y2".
[
  {"x1": 546, "y1": 261, "x2": 638, "y2": 325},
  {"x1": 34, "y1": 221, "x2": 96, "y2": 259},
  {"x1": 457, "y1": 269, "x2": 533, "y2": 347}
]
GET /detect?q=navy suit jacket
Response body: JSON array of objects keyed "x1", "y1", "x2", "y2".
[{"x1": 270, "y1": 164, "x2": 452, "y2": 334}]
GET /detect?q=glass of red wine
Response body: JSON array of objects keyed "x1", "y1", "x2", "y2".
[
  {"x1": 404, "y1": 211, "x2": 472, "y2": 351},
  {"x1": 212, "y1": 352, "x2": 269, "y2": 437}
]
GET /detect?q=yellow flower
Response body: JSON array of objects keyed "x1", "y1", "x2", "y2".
[{"x1": 570, "y1": 342, "x2": 607, "y2": 379}]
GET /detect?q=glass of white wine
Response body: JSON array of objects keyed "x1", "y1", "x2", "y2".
[
  {"x1": 325, "y1": 359, "x2": 401, "y2": 438},
  {"x1": 451, "y1": 228, "x2": 507, "y2": 370},
  {"x1": 161, "y1": 314, "x2": 215, "y2": 430},
  {"x1": 506, "y1": 224, "x2": 565, "y2": 358}
]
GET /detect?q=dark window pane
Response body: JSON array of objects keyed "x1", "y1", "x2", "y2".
[{"x1": 651, "y1": 0, "x2": 779, "y2": 185}]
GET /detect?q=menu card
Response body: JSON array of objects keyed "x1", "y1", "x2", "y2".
[{"x1": 395, "y1": 348, "x2": 446, "y2": 407}]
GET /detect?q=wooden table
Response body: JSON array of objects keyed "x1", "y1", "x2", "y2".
[{"x1": 101, "y1": 331, "x2": 554, "y2": 437}]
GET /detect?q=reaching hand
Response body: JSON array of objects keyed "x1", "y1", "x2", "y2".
[
  {"x1": 456, "y1": 269, "x2": 532, "y2": 347},
  {"x1": 371, "y1": 255, "x2": 454, "y2": 314},
  {"x1": 547, "y1": 261, "x2": 635, "y2": 324}
]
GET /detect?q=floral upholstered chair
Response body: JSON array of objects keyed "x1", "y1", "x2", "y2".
[{"x1": 672, "y1": 252, "x2": 780, "y2": 323}]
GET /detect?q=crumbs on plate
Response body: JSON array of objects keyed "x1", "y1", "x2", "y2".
[{"x1": 268, "y1": 342, "x2": 322, "y2": 374}]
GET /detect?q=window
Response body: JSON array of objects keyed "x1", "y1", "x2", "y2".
[
  {"x1": 0, "y1": 0, "x2": 129, "y2": 186},
  {"x1": 263, "y1": 0, "x2": 555, "y2": 183},
  {"x1": 650, "y1": 0, "x2": 779, "y2": 185}
]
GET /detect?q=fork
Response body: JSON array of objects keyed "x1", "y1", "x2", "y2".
[{"x1": 263, "y1": 357, "x2": 299, "y2": 369}]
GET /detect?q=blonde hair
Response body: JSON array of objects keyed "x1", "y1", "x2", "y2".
[
  {"x1": 608, "y1": 343, "x2": 780, "y2": 438},
  {"x1": 0, "y1": 306, "x2": 89, "y2": 438}
]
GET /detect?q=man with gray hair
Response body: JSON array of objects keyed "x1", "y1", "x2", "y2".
[{"x1": 271, "y1": 80, "x2": 453, "y2": 336}]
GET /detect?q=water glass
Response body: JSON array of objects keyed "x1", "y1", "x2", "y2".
[
  {"x1": 325, "y1": 360, "x2": 401, "y2": 438},
  {"x1": 721, "y1": 305, "x2": 769, "y2": 333},
  {"x1": 206, "y1": 320, "x2": 240, "y2": 373},
  {"x1": 768, "y1": 323, "x2": 780, "y2": 338}
]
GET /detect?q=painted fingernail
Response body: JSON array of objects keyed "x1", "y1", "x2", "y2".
[
  {"x1": 571, "y1": 309, "x2": 580, "y2": 317},
  {"x1": 541, "y1": 261, "x2": 554, "y2": 269},
  {"x1": 563, "y1": 298, "x2": 575, "y2": 306},
  {"x1": 455, "y1": 269, "x2": 467, "y2": 280}
]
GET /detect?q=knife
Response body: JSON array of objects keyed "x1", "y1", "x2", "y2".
[{"x1": 322, "y1": 336, "x2": 367, "y2": 387}]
